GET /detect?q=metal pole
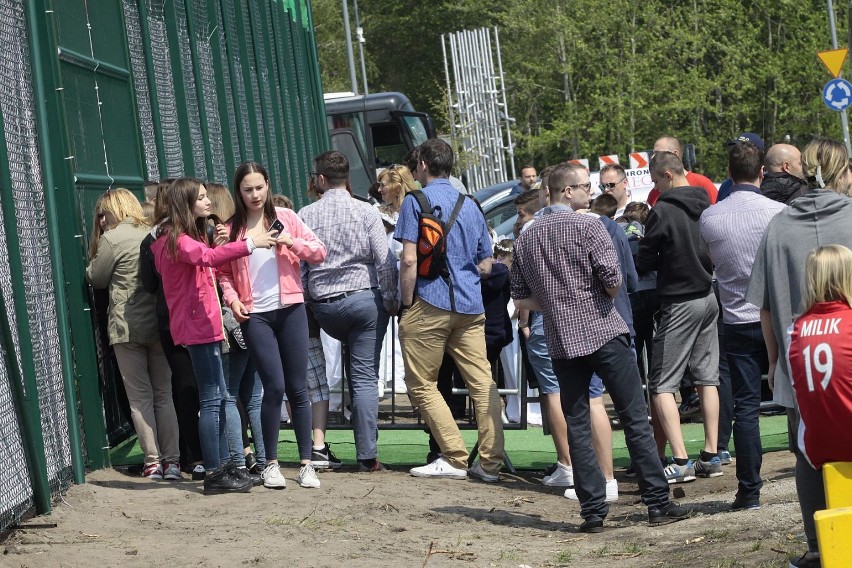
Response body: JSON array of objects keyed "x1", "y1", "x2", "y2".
[
  {"x1": 441, "y1": 35, "x2": 457, "y2": 149},
  {"x1": 341, "y1": 0, "x2": 358, "y2": 94},
  {"x1": 494, "y1": 27, "x2": 516, "y2": 180},
  {"x1": 827, "y1": 0, "x2": 852, "y2": 154},
  {"x1": 352, "y1": 0, "x2": 368, "y2": 95}
]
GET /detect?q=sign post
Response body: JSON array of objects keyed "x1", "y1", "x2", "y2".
[{"x1": 823, "y1": 0, "x2": 851, "y2": 154}]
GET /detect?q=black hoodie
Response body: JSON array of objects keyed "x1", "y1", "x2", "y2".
[
  {"x1": 760, "y1": 171, "x2": 809, "y2": 204},
  {"x1": 635, "y1": 185, "x2": 713, "y2": 302}
]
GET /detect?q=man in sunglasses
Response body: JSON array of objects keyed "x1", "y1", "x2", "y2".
[{"x1": 599, "y1": 164, "x2": 631, "y2": 217}]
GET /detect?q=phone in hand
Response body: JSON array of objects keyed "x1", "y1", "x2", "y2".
[{"x1": 269, "y1": 218, "x2": 285, "y2": 235}]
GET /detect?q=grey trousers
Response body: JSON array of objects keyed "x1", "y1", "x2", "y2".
[{"x1": 649, "y1": 290, "x2": 720, "y2": 393}]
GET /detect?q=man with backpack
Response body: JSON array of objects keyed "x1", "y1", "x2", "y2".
[{"x1": 395, "y1": 139, "x2": 505, "y2": 482}]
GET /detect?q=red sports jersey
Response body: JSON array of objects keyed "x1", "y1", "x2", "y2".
[{"x1": 786, "y1": 300, "x2": 852, "y2": 468}]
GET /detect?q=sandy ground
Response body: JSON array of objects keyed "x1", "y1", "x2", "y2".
[{"x1": 0, "y1": 451, "x2": 809, "y2": 568}]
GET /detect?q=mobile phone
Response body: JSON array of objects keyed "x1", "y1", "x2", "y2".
[{"x1": 270, "y1": 219, "x2": 285, "y2": 234}]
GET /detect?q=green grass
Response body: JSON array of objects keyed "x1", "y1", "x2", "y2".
[{"x1": 110, "y1": 414, "x2": 790, "y2": 469}]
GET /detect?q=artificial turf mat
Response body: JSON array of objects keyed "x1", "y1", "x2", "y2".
[{"x1": 109, "y1": 414, "x2": 788, "y2": 470}]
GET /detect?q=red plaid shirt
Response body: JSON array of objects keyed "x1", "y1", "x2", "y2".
[{"x1": 511, "y1": 208, "x2": 627, "y2": 359}]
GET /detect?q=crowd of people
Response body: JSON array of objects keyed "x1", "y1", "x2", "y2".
[{"x1": 85, "y1": 133, "x2": 852, "y2": 566}]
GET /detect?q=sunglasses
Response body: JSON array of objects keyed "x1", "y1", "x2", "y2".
[
  {"x1": 599, "y1": 178, "x2": 626, "y2": 191},
  {"x1": 563, "y1": 182, "x2": 592, "y2": 193}
]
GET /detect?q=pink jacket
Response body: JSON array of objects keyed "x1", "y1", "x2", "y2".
[
  {"x1": 151, "y1": 233, "x2": 251, "y2": 345},
  {"x1": 219, "y1": 208, "x2": 326, "y2": 311}
]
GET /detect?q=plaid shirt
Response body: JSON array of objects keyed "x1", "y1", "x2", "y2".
[
  {"x1": 511, "y1": 208, "x2": 627, "y2": 359},
  {"x1": 299, "y1": 188, "x2": 397, "y2": 304}
]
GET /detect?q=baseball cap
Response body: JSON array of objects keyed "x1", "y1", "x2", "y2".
[{"x1": 725, "y1": 132, "x2": 765, "y2": 152}]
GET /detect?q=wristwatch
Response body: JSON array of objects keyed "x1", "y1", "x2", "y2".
[{"x1": 517, "y1": 322, "x2": 529, "y2": 330}]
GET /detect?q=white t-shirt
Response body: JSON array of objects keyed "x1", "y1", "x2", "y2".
[{"x1": 248, "y1": 247, "x2": 281, "y2": 313}]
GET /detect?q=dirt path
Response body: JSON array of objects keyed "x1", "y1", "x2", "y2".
[{"x1": 2, "y1": 451, "x2": 806, "y2": 567}]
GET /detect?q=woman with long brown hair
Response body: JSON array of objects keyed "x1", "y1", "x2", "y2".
[
  {"x1": 151, "y1": 177, "x2": 279, "y2": 494},
  {"x1": 219, "y1": 161, "x2": 326, "y2": 490}
]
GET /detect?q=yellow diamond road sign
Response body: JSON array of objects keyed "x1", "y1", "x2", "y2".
[{"x1": 819, "y1": 48, "x2": 848, "y2": 78}]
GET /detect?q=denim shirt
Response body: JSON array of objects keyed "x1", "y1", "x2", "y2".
[{"x1": 395, "y1": 179, "x2": 492, "y2": 314}]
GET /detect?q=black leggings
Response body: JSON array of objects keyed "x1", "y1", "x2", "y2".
[
  {"x1": 159, "y1": 329, "x2": 202, "y2": 466},
  {"x1": 241, "y1": 304, "x2": 312, "y2": 462}
]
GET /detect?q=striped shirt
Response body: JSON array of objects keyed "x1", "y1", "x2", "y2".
[
  {"x1": 511, "y1": 209, "x2": 627, "y2": 360},
  {"x1": 299, "y1": 188, "x2": 397, "y2": 303},
  {"x1": 699, "y1": 185, "x2": 784, "y2": 324}
]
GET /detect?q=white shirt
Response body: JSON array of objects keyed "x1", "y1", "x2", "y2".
[{"x1": 248, "y1": 246, "x2": 281, "y2": 313}]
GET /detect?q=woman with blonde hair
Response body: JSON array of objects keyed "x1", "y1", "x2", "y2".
[
  {"x1": 86, "y1": 188, "x2": 181, "y2": 480},
  {"x1": 375, "y1": 165, "x2": 416, "y2": 394},
  {"x1": 747, "y1": 138, "x2": 852, "y2": 568}
]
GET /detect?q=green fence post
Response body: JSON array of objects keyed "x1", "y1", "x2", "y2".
[
  {"x1": 182, "y1": 0, "x2": 216, "y2": 181},
  {"x1": 163, "y1": 0, "x2": 196, "y2": 176},
  {"x1": 134, "y1": 0, "x2": 168, "y2": 180},
  {"x1": 0, "y1": 102, "x2": 52, "y2": 517},
  {"x1": 28, "y1": 0, "x2": 108, "y2": 475}
]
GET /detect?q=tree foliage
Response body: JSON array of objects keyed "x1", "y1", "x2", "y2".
[{"x1": 312, "y1": 0, "x2": 849, "y2": 179}]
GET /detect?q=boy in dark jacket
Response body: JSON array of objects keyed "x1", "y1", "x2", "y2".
[{"x1": 635, "y1": 151, "x2": 722, "y2": 484}]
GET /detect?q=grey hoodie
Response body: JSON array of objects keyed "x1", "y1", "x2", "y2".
[{"x1": 746, "y1": 189, "x2": 852, "y2": 407}]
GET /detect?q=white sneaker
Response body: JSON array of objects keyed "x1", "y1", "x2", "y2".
[
  {"x1": 410, "y1": 457, "x2": 467, "y2": 480},
  {"x1": 262, "y1": 462, "x2": 286, "y2": 489},
  {"x1": 563, "y1": 479, "x2": 619, "y2": 502},
  {"x1": 542, "y1": 462, "x2": 574, "y2": 487},
  {"x1": 468, "y1": 461, "x2": 500, "y2": 483},
  {"x1": 298, "y1": 463, "x2": 321, "y2": 488}
]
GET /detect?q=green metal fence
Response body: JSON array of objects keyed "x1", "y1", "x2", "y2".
[{"x1": 0, "y1": 0, "x2": 328, "y2": 532}]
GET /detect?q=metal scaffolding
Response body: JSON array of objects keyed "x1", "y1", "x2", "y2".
[{"x1": 442, "y1": 27, "x2": 515, "y2": 193}]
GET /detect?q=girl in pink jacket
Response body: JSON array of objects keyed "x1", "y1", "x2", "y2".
[
  {"x1": 219, "y1": 161, "x2": 327, "y2": 490},
  {"x1": 151, "y1": 177, "x2": 279, "y2": 495}
]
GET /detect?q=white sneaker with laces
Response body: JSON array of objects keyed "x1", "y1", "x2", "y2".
[
  {"x1": 542, "y1": 462, "x2": 574, "y2": 487},
  {"x1": 298, "y1": 463, "x2": 321, "y2": 488},
  {"x1": 563, "y1": 479, "x2": 619, "y2": 502},
  {"x1": 262, "y1": 462, "x2": 286, "y2": 489},
  {"x1": 410, "y1": 457, "x2": 467, "y2": 480},
  {"x1": 468, "y1": 461, "x2": 500, "y2": 483}
]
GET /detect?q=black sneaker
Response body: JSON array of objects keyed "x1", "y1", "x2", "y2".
[
  {"x1": 678, "y1": 393, "x2": 701, "y2": 418},
  {"x1": 227, "y1": 463, "x2": 263, "y2": 487},
  {"x1": 648, "y1": 501, "x2": 693, "y2": 524},
  {"x1": 245, "y1": 452, "x2": 258, "y2": 472},
  {"x1": 731, "y1": 496, "x2": 760, "y2": 511},
  {"x1": 311, "y1": 444, "x2": 343, "y2": 469},
  {"x1": 624, "y1": 462, "x2": 637, "y2": 478},
  {"x1": 579, "y1": 519, "x2": 604, "y2": 533},
  {"x1": 191, "y1": 464, "x2": 206, "y2": 481},
  {"x1": 203, "y1": 466, "x2": 252, "y2": 495},
  {"x1": 789, "y1": 551, "x2": 820, "y2": 568}
]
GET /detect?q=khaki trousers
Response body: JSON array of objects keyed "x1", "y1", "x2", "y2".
[
  {"x1": 113, "y1": 341, "x2": 180, "y2": 465},
  {"x1": 399, "y1": 299, "x2": 504, "y2": 473}
]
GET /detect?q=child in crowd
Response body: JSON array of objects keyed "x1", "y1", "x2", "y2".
[
  {"x1": 787, "y1": 244, "x2": 852, "y2": 468},
  {"x1": 151, "y1": 177, "x2": 279, "y2": 495},
  {"x1": 589, "y1": 193, "x2": 618, "y2": 220}
]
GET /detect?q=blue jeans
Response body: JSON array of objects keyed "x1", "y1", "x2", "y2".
[
  {"x1": 186, "y1": 342, "x2": 229, "y2": 471},
  {"x1": 553, "y1": 335, "x2": 670, "y2": 523},
  {"x1": 717, "y1": 322, "x2": 733, "y2": 451},
  {"x1": 241, "y1": 304, "x2": 313, "y2": 462},
  {"x1": 724, "y1": 321, "x2": 767, "y2": 502},
  {"x1": 223, "y1": 348, "x2": 265, "y2": 467},
  {"x1": 312, "y1": 289, "x2": 389, "y2": 460},
  {"x1": 526, "y1": 312, "x2": 559, "y2": 394}
]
